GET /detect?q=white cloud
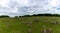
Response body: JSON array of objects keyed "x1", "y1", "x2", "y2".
[
  {"x1": 0, "y1": 0, "x2": 60, "y2": 17},
  {"x1": 11, "y1": 0, "x2": 30, "y2": 6},
  {"x1": 11, "y1": 7, "x2": 18, "y2": 13},
  {"x1": 48, "y1": 0, "x2": 59, "y2": 7},
  {"x1": 0, "y1": 0, "x2": 10, "y2": 7}
]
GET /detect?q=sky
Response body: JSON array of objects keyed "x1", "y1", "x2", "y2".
[{"x1": 0, "y1": 0, "x2": 60, "y2": 17}]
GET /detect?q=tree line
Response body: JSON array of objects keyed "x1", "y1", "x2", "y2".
[
  {"x1": 0, "y1": 14, "x2": 60, "y2": 18},
  {"x1": 19, "y1": 14, "x2": 60, "y2": 17}
]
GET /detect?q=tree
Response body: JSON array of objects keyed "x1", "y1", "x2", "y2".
[{"x1": 0, "y1": 15, "x2": 10, "y2": 18}]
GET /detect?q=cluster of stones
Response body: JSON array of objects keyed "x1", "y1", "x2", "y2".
[
  {"x1": 43, "y1": 19, "x2": 59, "y2": 24},
  {"x1": 23, "y1": 18, "x2": 59, "y2": 33},
  {"x1": 50, "y1": 21, "x2": 58, "y2": 24},
  {"x1": 23, "y1": 22, "x2": 32, "y2": 33},
  {"x1": 41, "y1": 26, "x2": 53, "y2": 33}
]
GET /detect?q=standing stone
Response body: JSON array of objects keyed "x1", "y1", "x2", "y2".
[
  {"x1": 50, "y1": 21, "x2": 58, "y2": 24},
  {"x1": 34, "y1": 18, "x2": 39, "y2": 22},
  {"x1": 47, "y1": 28, "x2": 53, "y2": 33},
  {"x1": 41, "y1": 29, "x2": 47, "y2": 33},
  {"x1": 23, "y1": 22, "x2": 32, "y2": 25},
  {"x1": 50, "y1": 22, "x2": 55, "y2": 24},
  {"x1": 28, "y1": 22, "x2": 32, "y2": 25},
  {"x1": 42, "y1": 26, "x2": 46, "y2": 29},
  {"x1": 41, "y1": 26, "x2": 47, "y2": 33},
  {"x1": 43, "y1": 20, "x2": 47, "y2": 23},
  {"x1": 56, "y1": 21, "x2": 58, "y2": 24}
]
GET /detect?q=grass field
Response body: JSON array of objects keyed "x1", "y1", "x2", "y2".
[{"x1": 0, "y1": 16, "x2": 60, "y2": 33}]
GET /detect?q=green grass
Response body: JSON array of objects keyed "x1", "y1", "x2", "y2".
[{"x1": 0, "y1": 16, "x2": 60, "y2": 33}]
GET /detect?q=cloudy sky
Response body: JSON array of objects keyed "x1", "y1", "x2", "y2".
[{"x1": 0, "y1": 0, "x2": 60, "y2": 17}]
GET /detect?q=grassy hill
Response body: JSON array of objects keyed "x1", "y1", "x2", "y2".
[{"x1": 0, "y1": 16, "x2": 60, "y2": 33}]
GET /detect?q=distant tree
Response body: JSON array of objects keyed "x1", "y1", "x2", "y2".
[
  {"x1": 22, "y1": 15, "x2": 32, "y2": 17},
  {"x1": 19, "y1": 16, "x2": 22, "y2": 18},
  {"x1": 14, "y1": 16, "x2": 19, "y2": 18},
  {"x1": 32, "y1": 14, "x2": 37, "y2": 16},
  {"x1": 18, "y1": 14, "x2": 60, "y2": 17},
  {"x1": 0, "y1": 15, "x2": 10, "y2": 18}
]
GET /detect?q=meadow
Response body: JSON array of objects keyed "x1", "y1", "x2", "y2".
[{"x1": 0, "y1": 16, "x2": 60, "y2": 33}]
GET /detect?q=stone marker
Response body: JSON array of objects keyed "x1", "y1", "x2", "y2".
[
  {"x1": 56, "y1": 21, "x2": 58, "y2": 24},
  {"x1": 41, "y1": 26, "x2": 47, "y2": 33},
  {"x1": 47, "y1": 28, "x2": 53, "y2": 33},
  {"x1": 50, "y1": 22, "x2": 54, "y2": 24},
  {"x1": 34, "y1": 18, "x2": 39, "y2": 22},
  {"x1": 43, "y1": 20, "x2": 47, "y2": 23},
  {"x1": 41, "y1": 28, "x2": 47, "y2": 33},
  {"x1": 28, "y1": 22, "x2": 32, "y2": 25},
  {"x1": 50, "y1": 21, "x2": 58, "y2": 24},
  {"x1": 42, "y1": 26, "x2": 46, "y2": 29}
]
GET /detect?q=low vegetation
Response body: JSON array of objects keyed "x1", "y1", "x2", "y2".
[{"x1": 0, "y1": 14, "x2": 60, "y2": 33}]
